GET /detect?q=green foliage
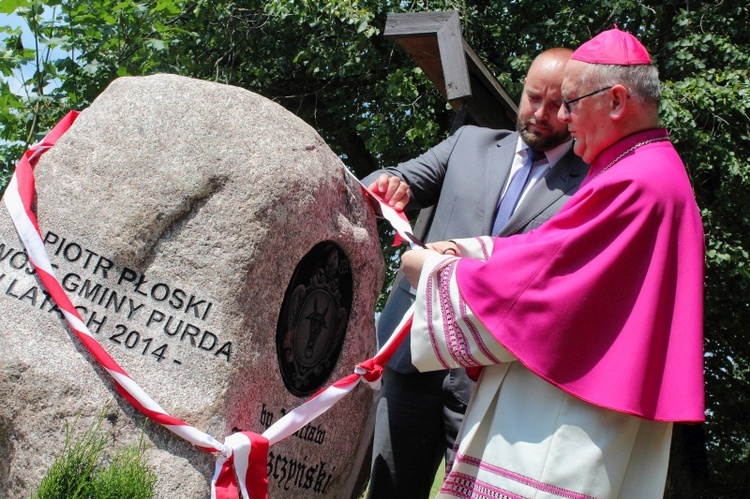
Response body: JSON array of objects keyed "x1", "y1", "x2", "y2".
[
  {"x1": 33, "y1": 410, "x2": 156, "y2": 499},
  {"x1": 2, "y1": 0, "x2": 750, "y2": 495},
  {"x1": 33, "y1": 414, "x2": 108, "y2": 499},
  {"x1": 87, "y1": 444, "x2": 158, "y2": 499}
]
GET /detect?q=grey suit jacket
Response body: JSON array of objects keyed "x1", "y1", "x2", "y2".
[{"x1": 363, "y1": 125, "x2": 589, "y2": 375}]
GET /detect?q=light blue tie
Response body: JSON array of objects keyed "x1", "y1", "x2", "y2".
[{"x1": 492, "y1": 148, "x2": 544, "y2": 236}]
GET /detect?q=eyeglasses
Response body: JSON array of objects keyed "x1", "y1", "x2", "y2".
[{"x1": 561, "y1": 86, "x2": 612, "y2": 113}]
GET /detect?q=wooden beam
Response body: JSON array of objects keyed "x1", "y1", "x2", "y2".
[
  {"x1": 384, "y1": 11, "x2": 517, "y2": 130},
  {"x1": 384, "y1": 11, "x2": 471, "y2": 102}
]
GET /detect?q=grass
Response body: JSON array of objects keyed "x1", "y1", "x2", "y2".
[
  {"x1": 430, "y1": 461, "x2": 446, "y2": 496},
  {"x1": 33, "y1": 409, "x2": 156, "y2": 499}
]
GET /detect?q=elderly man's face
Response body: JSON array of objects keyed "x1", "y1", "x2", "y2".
[{"x1": 558, "y1": 60, "x2": 613, "y2": 163}]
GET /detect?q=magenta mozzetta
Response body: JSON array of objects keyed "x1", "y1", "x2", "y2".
[{"x1": 455, "y1": 128, "x2": 705, "y2": 422}]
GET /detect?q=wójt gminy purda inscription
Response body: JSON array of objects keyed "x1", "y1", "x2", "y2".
[
  {"x1": 276, "y1": 241, "x2": 353, "y2": 397},
  {"x1": 0, "y1": 230, "x2": 231, "y2": 365}
]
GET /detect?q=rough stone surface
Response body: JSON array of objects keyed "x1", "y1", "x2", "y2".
[{"x1": 0, "y1": 74, "x2": 383, "y2": 498}]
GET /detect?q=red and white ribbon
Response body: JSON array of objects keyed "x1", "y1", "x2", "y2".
[
  {"x1": 349, "y1": 170, "x2": 424, "y2": 248},
  {"x1": 4, "y1": 112, "x2": 416, "y2": 498},
  {"x1": 4, "y1": 111, "x2": 231, "y2": 454}
]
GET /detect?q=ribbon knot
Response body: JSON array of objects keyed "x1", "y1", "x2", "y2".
[
  {"x1": 212, "y1": 432, "x2": 269, "y2": 499},
  {"x1": 356, "y1": 358, "x2": 384, "y2": 383}
]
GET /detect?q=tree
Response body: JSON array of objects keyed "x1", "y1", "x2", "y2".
[{"x1": 2, "y1": 0, "x2": 748, "y2": 495}]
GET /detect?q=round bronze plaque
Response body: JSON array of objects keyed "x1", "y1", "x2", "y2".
[{"x1": 276, "y1": 241, "x2": 353, "y2": 397}]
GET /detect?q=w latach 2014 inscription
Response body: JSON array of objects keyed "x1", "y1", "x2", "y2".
[{"x1": 0, "y1": 230, "x2": 232, "y2": 365}]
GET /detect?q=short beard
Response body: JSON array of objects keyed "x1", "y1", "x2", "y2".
[{"x1": 516, "y1": 117, "x2": 570, "y2": 151}]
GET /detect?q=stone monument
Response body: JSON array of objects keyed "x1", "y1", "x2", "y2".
[{"x1": 0, "y1": 74, "x2": 383, "y2": 498}]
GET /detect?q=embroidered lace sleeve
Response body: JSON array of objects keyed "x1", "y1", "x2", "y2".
[{"x1": 410, "y1": 242, "x2": 517, "y2": 372}]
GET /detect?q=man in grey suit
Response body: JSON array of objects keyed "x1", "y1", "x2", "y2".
[{"x1": 362, "y1": 48, "x2": 589, "y2": 499}]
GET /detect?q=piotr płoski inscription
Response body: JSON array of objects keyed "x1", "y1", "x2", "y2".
[{"x1": 0, "y1": 230, "x2": 231, "y2": 365}]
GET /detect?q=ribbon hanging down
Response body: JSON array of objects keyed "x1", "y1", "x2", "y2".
[{"x1": 4, "y1": 111, "x2": 417, "y2": 499}]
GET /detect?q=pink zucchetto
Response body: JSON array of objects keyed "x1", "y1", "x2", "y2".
[{"x1": 571, "y1": 25, "x2": 652, "y2": 65}]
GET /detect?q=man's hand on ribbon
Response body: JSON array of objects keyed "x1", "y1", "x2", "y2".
[{"x1": 367, "y1": 174, "x2": 411, "y2": 211}]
